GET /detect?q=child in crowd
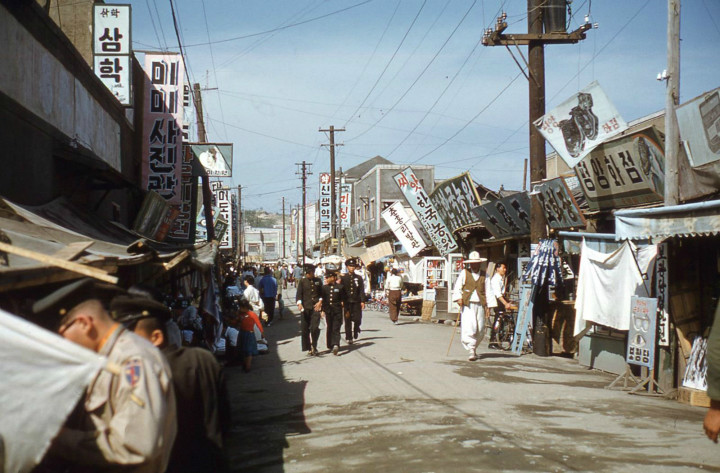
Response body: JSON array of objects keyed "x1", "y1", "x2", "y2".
[{"x1": 236, "y1": 299, "x2": 264, "y2": 372}]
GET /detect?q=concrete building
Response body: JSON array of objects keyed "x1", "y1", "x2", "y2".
[{"x1": 244, "y1": 225, "x2": 291, "y2": 263}]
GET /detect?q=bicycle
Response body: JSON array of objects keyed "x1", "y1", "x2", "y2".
[{"x1": 492, "y1": 311, "x2": 516, "y2": 350}]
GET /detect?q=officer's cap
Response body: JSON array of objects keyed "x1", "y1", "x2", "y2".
[
  {"x1": 324, "y1": 271, "x2": 337, "y2": 279},
  {"x1": 32, "y1": 278, "x2": 126, "y2": 324},
  {"x1": 345, "y1": 258, "x2": 358, "y2": 267},
  {"x1": 110, "y1": 294, "x2": 171, "y2": 326},
  {"x1": 325, "y1": 262, "x2": 339, "y2": 273},
  {"x1": 303, "y1": 264, "x2": 316, "y2": 274}
]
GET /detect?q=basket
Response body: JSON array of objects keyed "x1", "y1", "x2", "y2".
[{"x1": 421, "y1": 300, "x2": 436, "y2": 321}]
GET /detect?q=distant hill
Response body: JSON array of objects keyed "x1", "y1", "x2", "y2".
[{"x1": 244, "y1": 209, "x2": 283, "y2": 228}]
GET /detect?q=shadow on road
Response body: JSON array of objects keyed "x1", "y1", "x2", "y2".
[{"x1": 225, "y1": 304, "x2": 309, "y2": 473}]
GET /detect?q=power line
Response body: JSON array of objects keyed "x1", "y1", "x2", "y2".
[
  {"x1": 201, "y1": 0, "x2": 228, "y2": 141},
  {"x1": 144, "y1": 0, "x2": 165, "y2": 52},
  {"x1": 183, "y1": 0, "x2": 377, "y2": 48},
  {"x1": 168, "y1": 0, "x2": 197, "y2": 113}
]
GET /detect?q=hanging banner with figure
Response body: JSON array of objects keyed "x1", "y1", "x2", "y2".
[
  {"x1": 429, "y1": 172, "x2": 482, "y2": 233},
  {"x1": 394, "y1": 168, "x2": 457, "y2": 256},
  {"x1": 381, "y1": 202, "x2": 427, "y2": 257},
  {"x1": 189, "y1": 143, "x2": 233, "y2": 177},
  {"x1": 535, "y1": 81, "x2": 628, "y2": 168}
]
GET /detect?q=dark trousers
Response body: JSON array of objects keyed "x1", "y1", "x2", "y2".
[
  {"x1": 325, "y1": 309, "x2": 343, "y2": 349},
  {"x1": 344, "y1": 302, "x2": 363, "y2": 340},
  {"x1": 301, "y1": 308, "x2": 321, "y2": 351},
  {"x1": 489, "y1": 306, "x2": 505, "y2": 341},
  {"x1": 262, "y1": 297, "x2": 276, "y2": 323},
  {"x1": 388, "y1": 290, "x2": 402, "y2": 322}
]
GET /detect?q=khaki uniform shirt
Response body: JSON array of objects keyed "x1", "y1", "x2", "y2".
[{"x1": 52, "y1": 326, "x2": 177, "y2": 472}]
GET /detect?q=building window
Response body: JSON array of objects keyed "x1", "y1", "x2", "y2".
[
  {"x1": 369, "y1": 198, "x2": 375, "y2": 220},
  {"x1": 248, "y1": 243, "x2": 260, "y2": 254},
  {"x1": 356, "y1": 207, "x2": 361, "y2": 222},
  {"x1": 265, "y1": 242, "x2": 276, "y2": 253}
]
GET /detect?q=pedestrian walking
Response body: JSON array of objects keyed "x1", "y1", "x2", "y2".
[
  {"x1": 341, "y1": 258, "x2": 366, "y2": 343},
  {"x1": 452, "y1": 251, "x2": 488, "y2": 361},
  {"x1": 33, "y1": 279, "x2": 177, "y2": 472},
  {"x1": 385, "y1": 268, "x2": 404, "y2": 324},
  {"x1": 292, "y1": 264, "x2": 303, "y2": 287},
  {"x1": 296, "y1": 264, "x2": 323, "y2": 356},
  {"x1": 486, "y1": 262, "x2": 516, "y2": 349},
  {"x1": 320, "y1": 267, "x2": 348, "y2": 355},
  {"x1": 259, "y1": 267, "x2": 278, "y2": 326},
  {"x1": 281, "y1": 263, "x2": 289, "y2": 289},
  {"x1": 111, "y1": 294, "x2": 231, "y2": 472}
]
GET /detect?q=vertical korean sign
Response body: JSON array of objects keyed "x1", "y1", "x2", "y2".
[
  {"x1": 394, "y1": 168, "x2": 457, "y2": 256},
  {"x1": 319, "y1": 173, "x2": 332, "y2": 237},
  {"x1": 211, "y1": 182, "x2": 233, "y2": 249},
  {"x1": 381, "y1": 202, "x2": 427, "y2": 257},
  {"x1": 626, "y1": 296, "x2": 658, "y2": 368},
  {"x1": 168, "y1": 145, "x2": 196, "y2": 241},
  {"x1": 142, "y1": 53, "x2": 184, "y2": 206},
  {"x1": 339, "y1": 179, "x2": 352, "y2": 229},
  {"x1": 655, "y1": 243, "x2": 670, "y2": 347},
  {"x1": 93, "y1": 4, "x2": 131, "y2": 105}
]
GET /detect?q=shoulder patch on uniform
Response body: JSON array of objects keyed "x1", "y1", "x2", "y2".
[{"x1": 124, "y1": 360, "x2": 142, "y2": 388}]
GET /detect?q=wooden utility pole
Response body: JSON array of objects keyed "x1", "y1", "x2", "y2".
[
  {"x1": 320, "y1": 126, "x2": 344, "y2": 253},
  {"x1": 282, "y1": 196, "x2": 286, "y2": 259},
  {"x1": 665, "y1": 0, "x2": 680, "y2": 206},
  {"x1": 483, "y1": 1, "x2": 591, "y2": 243},
  {"x1": 295, "y1": 204, "x2": 300, "y2": 264},
  {"x1": 193, "y1": 82, "x2": 214, "y2": 241},
  {"x1": 296, "y1": 161, "x2": 312, "y2": 264},
  {"x1": 237, "y1": 185, "x2": 242, "y2": 262}
]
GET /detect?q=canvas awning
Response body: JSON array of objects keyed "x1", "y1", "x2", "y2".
[{"x1": 614, "y1": 199, "x2": 720, "y2": 241}]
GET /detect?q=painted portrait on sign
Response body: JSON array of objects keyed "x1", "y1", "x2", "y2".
[{"x1": 633, "y1": 134, "x2": 665, "y2": 197}]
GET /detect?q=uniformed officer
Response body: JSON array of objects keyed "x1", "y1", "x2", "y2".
[
  {"x1": 33, "y1": 278, "x2": 177, "y2": 472},
  {"x1": 295, "y1": 264, "x2": 323, "y2": 356},
  {"x1": 341, "y1": 258, "x2": 366, "y2": 344},
  {"x1": 111, "y1": 294, "x2": 231, "y2": 473},
  {"x1": 320, "y1": 267, "x2": 348, "y2": 356}
]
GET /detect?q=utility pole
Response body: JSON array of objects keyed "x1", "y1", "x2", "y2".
[
  {"x1": 483, "y1": 0, "x2": 591, "y2": 243},
  {"x1": 282, "y1": 196, "x2": 286, "y2": 259},
  {"x1": 237, "y1": 185, "x2": 242, "y2": 264},
  {"x1": 665, "y1": 0, "x2": 680, "y2": 206},
  {"x1": 295, "y1": 204, "x2": 300, "y2": 264},
  {"x1": 193, "y1": 83, "x2": 214, "y2": 241},
  {"x1": 320, "y1": 126, "x2": 344, "y2": 253},
  {"x1": 295, "y1": 161, "x2": 312, "y2": 264}
]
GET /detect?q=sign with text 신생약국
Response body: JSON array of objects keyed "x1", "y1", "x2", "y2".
[
  {"x1": 626, "y1": 296, "x2": 658, "y2": 368},
  {"x1": 394, "y1": 168, "x2": 458, "y2": 257},
  {"x1": 190, "y1": 143, "x2": 233, "y2": 177},
  {"x1": 429, "y1": 172, "x2": 482, "y2": 233},
  {"x1": 574, "y1": 125, "x2": 665, "y2": 211},
  {"x1": 93, "y1": 4, "x2": 132, "y2": 105},
  {"x1": 534, "y1": 177, "x2": 586, "y2": 230},
  {"x1": 142, "y1": 53, "x2": 184, "y2": 206},
  {"x1": 211, "y1": 181, "x2": 234, "y2": 249},
  {"x1": 471, "y1": 192, "x2": 531, "y2": 239},
  {"x1": 534, "y1": 81, "x2": 628, "y2": 169},
  {"x1": 381, "y1": 202, "x2": 427, "y2": 258},
  {"x1": 319, "y1": 173, "x2": 332, "y2": 237}
]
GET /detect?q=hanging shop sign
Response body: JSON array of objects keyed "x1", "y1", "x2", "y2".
[
  {"x1": 511, "y1": 286, "x2": 534, "y2": 355},
  {"x1": 211, "y1": 182, "x2": 233, "y2": 249},
  {"x1": 535, "y1": 81, "x2": 628, "y2": 168},
  {"x1": 339, "y1": 181, "x2": 352, "y2": 229},
  {"x1": 394, "y1": 168, "x2": 458, "y2": 257},
  {"x1": 345, "y1": 221, "x2": 370, "y2": 246},
  {"x1": 471, "y1": 192, "x2": 531, "y2": 239},
  {"x1": 677, "y1": 87, "x2": 720, "y2": 167},
  {"x1": 626, "y1": 296, "x2": 658, "y2": 369},
  {"x1": 429, "y1": 172, "x2": 482, "y2": 233},
  {"x1": 168, "y1": 145, "x2": 197, "y2": 241},
  {"x1": 93, "y1": 4, "x2": 132, "y2": 105},
  {"x1": 189, "y1": 143, "x2": 233, "y2": 177},
  {"x1": 319, "y1": 173, "x2": 332, "y2": 237},
  {"x1": 132, "y1": 190, "x2": 178, "y2": 242},
  {"x1": 535, "y1": 177, "x2": 586, "y2": 230},
  {"x1": 381, "y1": 202, "x2": 427, "y2": 258},
  {"x1": 655, "y1": 243, "x2": 670, "y2": 347},
  {"x1": 574, "y1": 126, "x2": 665, "y2": 211},
  {"x1": 141, "y1": 53, "x2": 184, "y2": 205}
]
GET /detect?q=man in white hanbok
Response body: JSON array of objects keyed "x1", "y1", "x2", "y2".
[{"x1": 452, "y1": 251, "x2": 488, "y2": 361}]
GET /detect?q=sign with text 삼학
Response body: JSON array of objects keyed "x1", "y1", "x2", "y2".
[
  {"x1": 429, "y1": 172, "x2": 482, "y2": 233},
  {"x1": 394, "y1": 168, "x2": 457, "y2": 256},
  {"x1": 93, "y1": 4, "x2": 132, "y2": 105},
  {"x1": 626, "y1": 296, "x2": 657, "y2": 368},
  {"x1": 381, "y1": 202, "x2": 427, "y2": 257}
]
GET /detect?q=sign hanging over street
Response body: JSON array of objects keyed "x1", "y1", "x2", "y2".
[
  {"x1": 535, "y1": 177, "x2": 586, "y2": 230},
  {"x1": 472, "y1": 192, "x2": 531, "y2": 239},
  {"x1": 381, "y1": 202, "x2": 427, "y2": 257},
  {"x1": 626, "y1": 296, "x2": 658, "y2": 369},
  {"x1": 93, "y1": 4, "x2": 132, "y2": 105},
  {"x1": 319, "y1": 173, "x2": 332, "y2": 237},
  {"x1": 535, "y1": 81, "x2": 628, "y2": 168},
  {"x1": 189, "y1": 143, "x2": 233, "y2": 177},
  {"x1": 211, "y1": 181, "x2": 233, "y2": 249},
  {"x1": 429, "y1": 172, "x2": 482, "y2": 233}
]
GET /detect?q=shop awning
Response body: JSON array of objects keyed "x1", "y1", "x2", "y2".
[
  {"x1": 557, "y1": 231, "x2": 623, "y2": 255},
  {"x1": 614, "y1": 199, "x2": 720, "y2": 240}
]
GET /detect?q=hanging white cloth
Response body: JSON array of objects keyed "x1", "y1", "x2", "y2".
[
  {"x1": 574, "y1": 240, "x2": 656, "y2": 336},
  {"x1": 0, "y1": 309, "x2": 109, "y2": 473}
]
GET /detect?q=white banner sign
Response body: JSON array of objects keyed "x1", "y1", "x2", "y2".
[
  {"x1": 0, "y1": 309, "x2": 107, "y2": 473},
  {"x1": 93, "y1": 4, "x2": 131, "y2": 54},
  {"x1": 381, "y1": 202, "x2": 427, "y2": 257},
  {"x1": 94, "y1": 55, "x2": 131, "y2": 105},
  {"x1": 535, "y1": 81, "x2": 628, "y2": 168},
  {"x1": 319, "y1": 173, "x2": 332, "y2": 237},
  {"x1": 211, "y1": 182, "x2": 234, "y2": 249},
  {"x1": 339, "y1": 181, "x2": 352, "y2": 229}
]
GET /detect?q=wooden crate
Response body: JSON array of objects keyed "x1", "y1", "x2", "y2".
[{"x1": 678, "y1": 387, "x2": 711, "y2": 408}]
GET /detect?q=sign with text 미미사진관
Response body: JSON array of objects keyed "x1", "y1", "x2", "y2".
[{"x1": 394, "y1": 168, "x2": 458, "y2": 257}]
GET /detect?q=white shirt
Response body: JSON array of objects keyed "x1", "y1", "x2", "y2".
[
  {"x1": 486, "y1": 273, "x2": 505, "y2": 309},
  {"x1": 385, "y1": 274, "x2": 404, "y2": 290},
  {"x1": 242, "y1": 285, "x2": 264, "y2": 313},
  {"x1": 452, "y1": 269, "x2": 482, "y2": 303}
]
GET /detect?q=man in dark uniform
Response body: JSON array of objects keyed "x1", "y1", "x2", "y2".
[
  {"x1": 296, "y1": 264, "x2": 323, "y2": 356},
  {"x1": 320, "y1": 267, "x2": 347, "y2": 356},
  {"x1": 341, "y1": 258, "x2": 366, "y2": 344},
  {"x1": 110, "y1": 294, "x2": 231, "y2": 473}
]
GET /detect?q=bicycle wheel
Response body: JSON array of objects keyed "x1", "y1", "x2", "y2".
[{"x1": 499, "y1": 319, "x2": 514, "y2": 350}]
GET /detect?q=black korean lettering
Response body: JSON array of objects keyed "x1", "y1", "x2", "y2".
[
  {"x1": 98, "y1": 57, "x2": 122, "y2": 83},
  {"x1": 590, "y1": 157, "x2": 611, "y2": 189},
  {"x1": 576, "y1": 162, "x2": 596, "y2": 192},
  {"x1": 618, "y1": 151, "x2": 644, "y2": 184}
]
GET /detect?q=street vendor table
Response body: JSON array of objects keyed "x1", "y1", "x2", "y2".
[{"x1": 400, "y1": 296, "x2": 423, "y2": 317}]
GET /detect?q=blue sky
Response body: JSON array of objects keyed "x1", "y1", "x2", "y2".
[{"x1": 129, "y1": 0, "x2": 720, "y2": 212}]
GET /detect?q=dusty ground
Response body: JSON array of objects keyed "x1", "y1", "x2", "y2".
[{"x1": 225, "y1": 288, "x2": 719, "y2": 472}]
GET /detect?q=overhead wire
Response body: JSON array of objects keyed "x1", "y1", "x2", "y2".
[
  {"x1": 150, "y1": 0, "x2": 172, "y2": 52},
  {"x1": 144, "y1": 0, "x2": 166, "y2": 52},
  {"x1": 200, "y1": 0, "x2": 229, "y2": 141},
  {"x1": 168, "y1": 0, "x2": 197, "y2": 121}
]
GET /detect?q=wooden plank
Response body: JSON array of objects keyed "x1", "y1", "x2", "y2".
[
  {"x1": 678, "y1": 387, "x2": 711, "y2": 408},
  {"x1": 0, "y1": 241, "x2": 118, "y2": 284},
  {"x1": 51, "y1": 241, "x2": 94, "y2": 260},
  {"x1": 162, "y1": 250, "x2": 190, "y2": 271}
]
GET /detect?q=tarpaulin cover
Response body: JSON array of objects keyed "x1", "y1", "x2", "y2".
[
  {"x1": 573, "y1": 240, "x2": 656, "y2": 335},
  {"x1": 522, "y1": 239, "x2": 563, "y2": 288},
  {"x1": 0, "y1": 308, "x2": 107, "y2": 473},
  {"x1": 615, "y1": 199, "x2": 720, "y2": 241}
]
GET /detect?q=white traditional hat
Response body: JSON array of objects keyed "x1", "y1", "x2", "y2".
[{"x1": 463, "y1": 251, "x2": 487, "y2": 263}]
